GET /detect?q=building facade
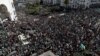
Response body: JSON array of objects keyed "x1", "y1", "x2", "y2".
[
  {"x1": 41, "y1": 0, "x2": 60, "y2": 5},
  {"x1": 67, "y1": 0, "x2": 100, "y2": 8},
  {"x1": 15, "y1": 0, "x2": 100, "y2": 8}
]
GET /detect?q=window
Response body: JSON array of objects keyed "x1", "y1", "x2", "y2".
[
  {"x1": 91, "y1": 0, "x2": 96, "y2": 2},
  {"x1": 80, "y1": 0, "x2": 85, "y2": 2}
]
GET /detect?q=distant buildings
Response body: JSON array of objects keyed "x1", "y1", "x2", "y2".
[
  {"x1": 15, "y1": 0, "x2": 100, "y2": 8},
  {"x1": 67, "y1": 0, "x2": 100, "y2": 8},
  {"x1": 41, "y1": 0, "x2": 60, "y2": 5}
]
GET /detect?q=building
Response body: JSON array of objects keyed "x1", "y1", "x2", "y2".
[
  {"x1": 15, "y1": 0, "x2": 100, "y2": 8},
  {"x1": 15, "y1": 0, "x2": 26, "y2": 8},
  {"x1": 67, "y1": 0, "x2": 100, "y2": 8},
  {"x1": 42, "y1": 0, "x2": 60, "y2": 5},
  {"x1": 26, "y1": 0, "x2": 40, "y2": 4},
  {"x1": 15, "y1": 0, "x2": 41, "y2": 8}
]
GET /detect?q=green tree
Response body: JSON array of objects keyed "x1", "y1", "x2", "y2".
[
  {"x1": 26, "y1": 3, "x2": 41, "y2": 15},
  {"x1": 64, "y1": 0, "x2": 69, "y2": 5}
]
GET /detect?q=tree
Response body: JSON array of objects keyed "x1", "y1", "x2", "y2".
[{"x1": 64, "y1": 0, "x2": 69, "y2": 5}]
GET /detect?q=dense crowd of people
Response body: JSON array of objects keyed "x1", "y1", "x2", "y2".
[{"x1": 0, "y1": 9, "x2": 100, "y2": 56}]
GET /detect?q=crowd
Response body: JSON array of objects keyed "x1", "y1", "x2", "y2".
[{"x1": 0, "y1": 9, "x2": 100, "y2": 56}]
